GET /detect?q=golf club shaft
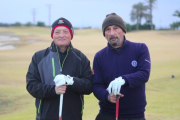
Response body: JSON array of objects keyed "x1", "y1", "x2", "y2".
[
  {"x1": 59, "y1": 94, "x2": 63, "y2": 119},
  {"x1": 116, "y1": 97, "x2": 119, "y2": 120}
]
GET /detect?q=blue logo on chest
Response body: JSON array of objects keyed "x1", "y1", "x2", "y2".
[{"x1": 131, "y1": 60, "x2": 137, "y2": 67}]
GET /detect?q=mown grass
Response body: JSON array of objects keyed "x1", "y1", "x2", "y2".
[{"x1": 0, "y1": 27, "x2": 180, "y2": 120}]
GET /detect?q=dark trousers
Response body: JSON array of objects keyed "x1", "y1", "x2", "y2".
[{"x1": 95, "y1": 112, "x2": 146, "y2": 120}]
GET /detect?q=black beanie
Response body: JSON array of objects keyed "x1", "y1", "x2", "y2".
[
  {"x1": 51, "y1": 17, "x2": 74, "y2": 39},
  {"x1": 102, "y1": 13, "x2": 126, "y2": 36}
]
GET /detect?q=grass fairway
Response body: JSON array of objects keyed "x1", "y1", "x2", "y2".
[{"x1": 0, "y1": 27, "x2": 180, "y2": 120}]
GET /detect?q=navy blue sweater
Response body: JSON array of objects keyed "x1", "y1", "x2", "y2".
[{"x1": 93, "y1": 39, "x2": 151, "y2": 118}]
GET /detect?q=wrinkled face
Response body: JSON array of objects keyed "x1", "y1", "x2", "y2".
[
  {"x1": 105, "y1": 25, "x2": 125, "y2": 48},
  {"x1": 53, "y1": 26, "x2": 71, "y2": 47}
]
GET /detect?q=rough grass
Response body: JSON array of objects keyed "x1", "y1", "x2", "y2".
[{"x1": 0, "y1": 27, "x2": 180, "y2": 120}]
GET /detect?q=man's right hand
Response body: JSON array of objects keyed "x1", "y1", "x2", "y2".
[
  {"x1": 54, "y1": 74, "x2": 67, "y2": 95},
  {"x1": 55, "y1": 85, "x2": 67, "y2": 95},
  {"x1": 107, "y1": 77, "x2": 125, "y2": 95},
  {"x1": 108, "y1": 93, "x2": 124, "y2": 103}
]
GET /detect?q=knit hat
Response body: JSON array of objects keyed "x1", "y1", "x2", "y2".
[
  {"x1": 102, "y1": 13, "x2": 126, "y2": 36},
  {"x1": 51, "y1": 17, "x2": 74, "y2": 39}
]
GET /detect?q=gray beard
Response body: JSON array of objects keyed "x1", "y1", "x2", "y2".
[{"x1": 109, "y1": 39, "x2": 120, "y2": 47}]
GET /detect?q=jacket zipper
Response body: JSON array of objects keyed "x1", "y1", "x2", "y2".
[{"x1": 55, "y1": 46, "x2": 70, "y2": 120}]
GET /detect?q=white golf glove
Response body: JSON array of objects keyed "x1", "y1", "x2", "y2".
[
  {"x1": 107, "y1": 77, "x2": 125, "y2": 95},
  {"x1": 54, "y1": 74, "x2": 74, "y2": 87},
  {"x1": 66, "y1": 75, "x2": 74, "y2": 85}
]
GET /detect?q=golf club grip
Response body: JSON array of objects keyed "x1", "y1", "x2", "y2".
[{"x1": 116, "y1": 98, "x2": 119, "y2": 118}]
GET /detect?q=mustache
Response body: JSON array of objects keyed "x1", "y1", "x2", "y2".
[
  {"x1": 109, "y1": 36, "x2": 118, "y2": 40},
  {"x1": 58, "y1": 38, "x2": 66, "y2": 40}
]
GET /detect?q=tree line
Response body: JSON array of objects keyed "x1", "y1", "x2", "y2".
[
  {"x1": 0, "y1": 0, "x2": 179, "y2": 31},
  {"x1": 0, "y1": 21, "x2": 45, "y2": 27}
]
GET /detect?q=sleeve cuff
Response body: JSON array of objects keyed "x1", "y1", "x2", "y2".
[
  {"x1": 52, "y1": 85, "x2": 57, "y2": 95},
  {"x1": 122, "y1": 76, "x2": 129, "y2": 86},
  {"x1": 105, "y1": 92, "x2": 110, "y2": 103}
]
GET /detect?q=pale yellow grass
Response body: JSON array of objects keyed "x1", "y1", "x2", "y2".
[{"x1": 0, "y1": 27, "x2": 180, "y2": 120}]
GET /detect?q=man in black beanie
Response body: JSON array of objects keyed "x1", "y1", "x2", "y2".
[
  {"x1": 26, "y1": 17, "x2": 93, "y2": 120},
  {"x1": 93, "y1": 13, "x2": 151, "y2": 120}
]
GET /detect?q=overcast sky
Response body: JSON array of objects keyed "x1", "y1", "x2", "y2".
[{"x1": 0, "y1": 0, "x2": 180, "y2": 29}]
